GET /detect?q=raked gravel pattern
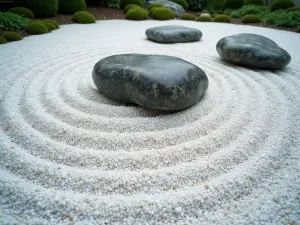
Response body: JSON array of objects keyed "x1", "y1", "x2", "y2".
[{"x1": 0, "y1": 20, "x2": 300, "y2": 225}]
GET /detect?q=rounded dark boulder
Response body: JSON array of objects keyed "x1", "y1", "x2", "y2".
[
  {"x1": 216, "y1": 33, "x2": 291, "y2": 69},
  {"x1": 92, "y1": 54, "x2": 209, "y2": 111}
]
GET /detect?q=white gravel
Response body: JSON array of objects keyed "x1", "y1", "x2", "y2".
[{"x1": 0, "y1": 20, "x2": 300, "y2": 225}]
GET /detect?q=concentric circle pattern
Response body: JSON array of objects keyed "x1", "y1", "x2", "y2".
[{"x1": 0, "y1": 21, "x2": 300, "y2": 225}]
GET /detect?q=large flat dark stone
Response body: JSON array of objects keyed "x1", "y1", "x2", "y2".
[
  {"x1": 216, "y1": 33, "x2": 291, "y2": 69},
  {"x1": 146, "y1": 25, "x2": 202, "y2": 44},
  {"x1": 92, "y1": 54, "x2": 209, "y2": 111}
]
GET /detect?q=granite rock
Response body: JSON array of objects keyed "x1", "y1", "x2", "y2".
[
  {"x1": 146, "y1": 25, "x2": 202, "y2": 43},
  {"x1": 146, "y1": 0, "x2": 185, "y2": 16},
  {"x1": 216, "y1": 33, "x2": 291, "y2": 69},
  {"x1": 92, "y1": 54, "x2": 209, "y2": 111}
]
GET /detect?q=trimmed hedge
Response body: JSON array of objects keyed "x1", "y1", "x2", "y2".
[
  {"x1": 120, "y1": 0, "x2": 143, "y2": 9},
  {"x1": 72, "y1": 11, "x2": 96, "y2": 23},
  {"x1": 151, "y1": 7, "x2": 174, "y2": 20},
  {"x1": 8, "y1": 7, "x2": 34, "y2": 19},
  {"x1": 58, "y1": 0, "x2": 86, "y2": 14},
  {"x1": 196, "y1": 16, "x2": 213, "y2": 21},
  {"x1": 208, "y1": 0, "x2": 225, "y2": 12},
  {"x1": 0, "y1": 12, "x2": 29, "y2": 30},
  {"x1": 271, "y1": 0, "x2": 295, "y2": 11},
  {"x1": 43, "y1": 21, "x2": 56, "y2": 31},
  {"x1": 214, "y1": 14, "x2": 231, "y2": 22},
  {"x1": 149, "y1": 6, "x2": 164, "y2": 16},
  {"x1": 124, "y1": 4, "x2": 141, "y2": 13},
  {"x1": 43, "y1": 19, "x2": 59, "y2": 28},
  {"x1": 242, "y1": 14, "x2": 261, "y2": 23},
  {"x1": 2, "y1": 31, "x2": 23, "y2": 42},
  {"x1": 180, "y1": 13, "x2": 195, "y2": 20},
  {"x1": 245, "y1": 0, "x2": 264, "y2": 5},
  {"x1": 224, "y1": 0, "x2": 244, "y2": 9},
  {"x1": 169, "y1": 0, "x2": 188, "y2": 9},
  {"x1": 14, "y1": 0, "x2": 58, "y2": 17},
  {"x1": 286, "y1": 7, "x2": 300, "y2": 12},
  {"x1": 25, "y1": 21, "x2": 48, "y2": 34},
  {"x1": 0, "y1": 36, "x2": 7, "y2": 44},
  {"x1": 126, "y1": 8, "x2": 148, "y2": 20},
  {"x1": 148, "y1": 3, "x2": 164, "y2": 10}
]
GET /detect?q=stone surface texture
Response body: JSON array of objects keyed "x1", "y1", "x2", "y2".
[
  {"x1": 92, "y1": 54, "x2": 208, "y2": 111},
  {"x1": 146, "y1": 0, "x2": 185, "y2": 16},
  {"x1": 146, "y1": 25, "x2": 202, "y2": 43},
  {"x1": 216, "y1": 33, "x2": 291, "y2": 69}
]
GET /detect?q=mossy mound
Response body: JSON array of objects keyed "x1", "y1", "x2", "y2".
[
  {"x1": 120, "y1": 0, "x2": 143, "y2": 9},
  {"x1": 25, "y1": 22, "x2": 49, "y2": 34},
  {"x1": 151, "y1": 7, "x2": 174, "y2": 20},
  {"x1": 58, "y1": 0, "x2": 86, "y2": 14},
  {"x1": 148, "y1": 3, "x2": 164, "y2": 10},
  {"x1": 43, "y1": 19, "x2": 59, "y2": 29},
  {"x1": 196, "y1": 16, "x2": 213, "y2": 22},
  {"x1": 2, "y1": 31, "x2": 23, "y2": 42},
  {"x1": 14, "y1": 0, "x2": 58, "y2": 17},
  {"x1": 180, "y1": 13, "x2": 195, "y2": 20},
  {"x1": 148, "y1": 6, "x2": 164, "y2": 16},
  {"x1": 8, "y1": 7, "x2": 34, "y2": 19},
  {"x1": 72, "y1": 11, "x2": 96, "y2": 24},
  {"x1": 271, "y1": 0, "x2": 295, "y2": 11},
  {"x1": 242, "y1": 14, "x2": 261, "y2": 23},
  {"x1": 43, "y1": 21, "x2": 56, "y2": 31},
  {"x1": 213, "y1": 14, "x2": 231, "y2": 22},
  {"x1": 126, "y1": 8, "x2": 148, "y2": 20},
  {"x1": 124, "y1": 4, "x2": 141, "y2": 13},
  {"x1": 0, "y1": 36, "x2": 7, "y2": 44}
]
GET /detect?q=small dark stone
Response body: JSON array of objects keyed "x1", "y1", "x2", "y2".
[
  {"x1": 146, "y1": 25, "x2": 202, "y2": 44},
  {"x1": 92, "y1": 54, "x2": 209, "y2": 111},
  {"x1": 216, "y1": 33, "x2": 291, "y2": 69}
]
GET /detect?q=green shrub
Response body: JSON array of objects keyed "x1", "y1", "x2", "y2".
[
  {"x1": 126, "y1": 7, "x2": 148, "y2": 20},
  {"x1": 43, "y1": 19, "x2": 59, "y2": 29},
  {"x1": 124, "y1": 4, "x2": 141, "y2": 13},
  {"x1": 265, "y1": 10, "x2": 300, "y2": 26},
  {"x1": 214, "y1": 14, "x2": 231, "y2": 22},
  {"x1": 223, "y1": 7, "x2": 234, "y2": 15},
  {"x1": 286, "y1": 7, "x2": 300, "y2": 12},
  {"x1": 72, "y1": 11, "x2": 96, "y2": 23},
  {"x1": 2, "y1": 31, "x2": 23, "y2": 42},
  {"x1": 0, "y1": 36, "x2": 7, "y2": 44},
  {"x1": 245, "y1": 0, "x2": 264, "y2": 5},
  {"x1": 58, "y1": 0, "x2": 86, "y2": 14},
  {"x1": 169, "y1": 0, "x2": 188, "y2": 9},
  {"x1": 208, "y1": 0, "x2": 225, "y2": 12},
  {"x1": 15, "y1": 0, "x2": 58, "y2": 17},
  {"x1": 242, "y1": 14, "x2": 261, "y2": 22},
  {"x1": 271, "y1": 0, "x2": 295, "y2": 11},
  {"x1": 224, "y1": 0, "x2": 244, "y2": 9},
  {"x1": 8, "y1": 7, "x2": 34, "y2": 19},
  {"x1": 149, "y1": 6, "x2": 164, "y2": 16},
  {"x1": 180, "y1": 13, "x2": 195, "y2": 20},
  {"x1": 201, "y1": 9, "x2": 209, "y2": 13},
  {"x1": 297, "y1": 26, "x2": 300, "y2": 32},
  {"x1": 148, "y1": 3, "x2": 164, "y2": 10},
  {"x1": 0, "y1": 12, "x2": 29, "y2": 30},
  {"x1": 25, "y1": 21, "x2": 48, "y2": 34},
  {"x1": 120, "y1": 0, "x2": 143, "y2": 9},
  {"x1": 106, "y1": 0, "x2": 120, "y2": 8},
  {"x1": 230, "y1": 4, "x2": 268, "y2": 18},
  {"x1": 43, "y1": 21, "x2": 56, "y2": 31},
  {"x1": 196, "y1": 16, "x2": 213, "y2": 21},
  {"x1": 151, "y1": 7, "x2": 174, "y2": 20}
]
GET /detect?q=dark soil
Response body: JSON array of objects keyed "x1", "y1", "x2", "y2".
[{"x1": 0, "y1": 7, "x2": 298, "y2": 38}]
